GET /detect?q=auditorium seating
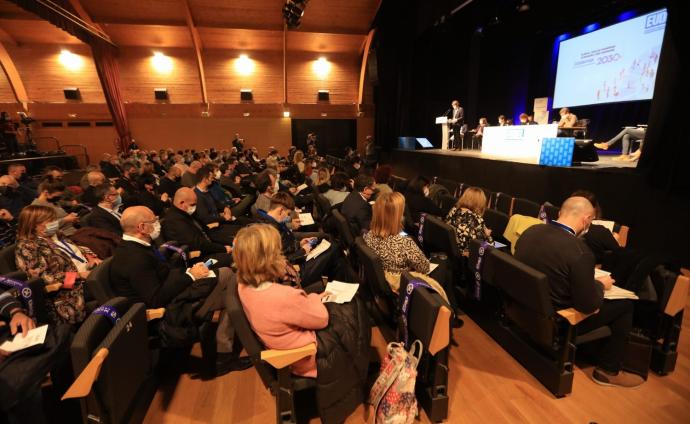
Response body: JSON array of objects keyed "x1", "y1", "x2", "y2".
[
  {"x1": 492, "y1": 192, "x2": 515, "y2": 216},
  {"x1": 512, "y1": 197, "x2": 542, "y2": 217},
  {"x1": 331, "y1": 209, "x2": 356, "y2": 255},
  {"x1": 64, "y1": 297, "x2": 156, "y2": 424},
  {"x1": 0, "y1": 272, "x2": 52, "y2": 325},
  {"x1": 483, "y1": 209, "x2": 511, "y2": 247},
  {"x1": 354, "y1": 236, "x2": 398, "y2": 328},
  {"x1": 0, "y1": 244, "x2": 17, "y2": 274}
]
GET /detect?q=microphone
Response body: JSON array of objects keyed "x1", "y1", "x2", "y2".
[{"x1": 443, "y1": 108, "x2": 452, "y2": 116}]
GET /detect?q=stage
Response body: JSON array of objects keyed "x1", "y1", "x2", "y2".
[{"x1": 0, "y1": 154, "x2": 79, "y2": 174}]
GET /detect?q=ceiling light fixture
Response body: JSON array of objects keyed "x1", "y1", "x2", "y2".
[
  {"x1": 151, "y1": 52, "x2": 173, "y2": 74},
  {"x1": 235, "y1": 54, "x2": 255, "y2": 75},
  {"x1": 59, "y1": 50, "x2": 83, "y2": 70},
  {"x1": 313, "y1": 57, "x2": 331, "y2": 79}
]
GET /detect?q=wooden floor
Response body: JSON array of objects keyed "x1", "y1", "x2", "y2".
[{"x1": 144, "y1": 296, "x2": 690, "y2": 424}]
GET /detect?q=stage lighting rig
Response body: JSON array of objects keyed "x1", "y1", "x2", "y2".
[{"x1": 283, "y1": 0, "x2": 308, "y2": 29}]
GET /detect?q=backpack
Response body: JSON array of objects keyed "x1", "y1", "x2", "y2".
[{"x1": 369, "y1": 340, "x2": 423, "y2": 424}]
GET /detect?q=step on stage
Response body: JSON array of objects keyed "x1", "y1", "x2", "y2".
[{"x1": 385, "y1": 148, "x2": 642, "y2": 228}]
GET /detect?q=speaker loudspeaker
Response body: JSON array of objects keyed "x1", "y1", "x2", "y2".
[
  {"x1": 317, "y1": 90, "x2": 330, "y2": 102},
  {"x1": 63, "y1": 88, "x2": 81, "y2": 100},
  {"x1": 154, "y1": 88, "x2": 168, "y2": 100}
]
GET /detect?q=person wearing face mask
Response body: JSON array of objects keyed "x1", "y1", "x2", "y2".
[
  {"x1": 515, "y1": 196, "x2": 644, "y2": 388},
  {"x1": 257, "y1": 192, "x2": 352, "y2": 287},
  {"x1": 8, "y1": 164, "x2": 38, "y2": 200},
  {"x1": 159, "y1": 165, "x2": 183, "y2": 200},
  {"x1": 345, "y1": 157, "x2": 363, "y2": 179},
  {"x1": 114, "y1": 162, "x2": 140, "y2": 202},
  {"x1": 404, "y1": 176, "x2": 447, "y2": 224},
  {"x1": 31, "y1": 179, "x2": 79, "y2": 236},
  {"x1": 0, "y1": 175, "x2": 29, "y2": 217},
  {"x1": 85, "y1": 183, "x2": 125, "y2": 237},
  {"x1": 341, "y1": 174, "x2": 376, "y2": 236},
  {"x1": 322, "y1": 172, "x2": 350, "y2": 207},
  {"x1": 193, "y1": 165, "x2": 245, "y2": 244},
  {"x1": 162, "y1": 188, "x2": 233, "y2": 267},
  {"x1": 14, "y1": 205, "x2": 96, "y2": 325},
  {"x1": 110, "y1": 206, "x2": 251, "y2": 376},
  {"x1": 127, "y1": 173, "x2": 168, "y2": 216}
]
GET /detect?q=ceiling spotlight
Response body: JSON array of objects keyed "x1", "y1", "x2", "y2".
[{"x1": 283, "y1": 0, "x2": 308, "y2": 29}]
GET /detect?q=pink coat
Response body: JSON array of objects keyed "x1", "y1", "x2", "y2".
[{"x1": 238, "y1": 282, "x2": 329, "y2": 377}]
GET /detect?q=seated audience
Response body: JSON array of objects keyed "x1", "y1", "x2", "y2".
[
  {"x1": 7, "y1": 164, "x2": 37, "y2": 202},
  {"x1": 31, "y1": 179, "x2": 79, "y2": 236},
  {"x1": 80, "y1": 171, "x2": 107, "y2": 207},
  {"x1": 15, "y1": 205, "x2": 97, "y2": 324},
  {"x1": 193, "y1": 165, "x2": 242, "y2": 243},
  {"x1": 115, "y1": 162, "x2": 139, "y2": 200},
  {"x1": 158, "y1": 165, "x2": 182, "y2": 199},
  {"x1": 374, "y1": 165, "x2": 393, "y2": 194},
  {"x1": 444, "y1": 187, "x2": 493, "y2": 254},
  {"x1": 181, "y1": 160, "x2": 202, "y2": 188},
  {"x1": 404, "y1": 176, "x2": 447, "y2": 223},
  {"x1": 110, "y1": 206, "x2": 250, "y2": 375},
  {"x1": 322, "y1": 172, "x2": 350, "y2": 207},
  {"x1": 257, "y1": 192, "x2": 351, "y2": 286},
  {"x1": 128, "y1": 173, "x2": 168, "y2": 216},
  {"x1": 0, "y1": 208, "x2": 16, "y2": 247},
  {"x1": 314, "y1": 167, "x2": 331, "y2": 193},
  {"x1": 340, "y1": 174, "x2": 375, "y2": 236},
  {"x1": 235, "y1": 224, "x2": 369, "y2": 423},
  {"x1": 345, "y1": 157, "x2": 363, "y2": 179},
  {"x1": 162, "y1": 188, "x2": 233, "y2": 267},
  {"x1": 514, "y1": 196, "x2": 644, "y2": 388},
  {"x1": 100, "y1": 153, "x2": 122, "y2": 179},
  {"x1": 252, "y1": 169, "x2": 275, "y2": 213},
  {"x1": 0, "y1": 175, "x2": 30, "y2": 217},
  {"x1": 87, "y1": 184, "x2": 124, "y2": 237}
]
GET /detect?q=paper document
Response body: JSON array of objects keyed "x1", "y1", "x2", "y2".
[
  {"x1": 296, "y1": 184, "x2": 308, "y2": 194},
  {"x1": 299, "y1": 213, "x2": 315, "y2": 226},
  {"x1": 427, "y1": 263, "x2": 439, "y2": 275},
  {"x1": 0, "y1": 324, "x2": 48, "y2": 353},
  {"x1": 322, "y1": 281, "x2": 359, "y2": 304},
  {"x1": 605, "y1": 285, "x2": 639, "y2": 300},
  {"x1": 493, "y1": 241, "x2": 507, "y2": 249},
  {"x1": 306, "y1": 239, "x2": 331, "y2": 261},
  {"x1": 594, "y1": 268, "x2": 611, "y2": 279},
  {"x1": 592, "y1": 220, "x2": 615, "y2": 233}
]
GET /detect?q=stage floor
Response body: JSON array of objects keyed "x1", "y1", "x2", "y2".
[{"x1": 414, "y1": 148, "x2": 638, "y2": 170}]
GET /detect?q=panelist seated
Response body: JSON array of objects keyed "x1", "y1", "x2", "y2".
[
  {"x1": 519, "y1": 113, "x2": 537, "y2": 125},
  {"x1": 557, "y1": 107, "x2": 578, "y2": 128},
  {"x1": 496, "y1": 115, "x2": 508, "y2": 126},
  {"x1": 594, "y1": 126, "x2": 645, "y2": 161}
]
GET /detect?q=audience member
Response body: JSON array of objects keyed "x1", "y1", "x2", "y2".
[
  {"x1": 444, "y1": 187, "x2": 493, "y2": 254},
  {"x1": 80, "y1": 171, "x2": 107, "y2": 207},
  {"x1": 87, "y1": 184, "x2": 124, "y2": 236},
  {"x1": 404, "y1": 176, "x2": 447, "y2": 223},
  {"x1": 31, "y1": 179, "x2": 79, "y2": 236},
  {"x1": 322, "y1": 172, "x2": 350, "y2": 207},
  {"x1": 181, "y1": 160, "x2": 202, "y2": 188},
  {"x1": 373, "y1": 165, "x2": 393, "y2": 194},
  {"x1": 340, "y1": 174, "x2": 375, "y2": 236}
]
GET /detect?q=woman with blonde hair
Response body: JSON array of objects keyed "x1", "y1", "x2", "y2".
[
  {"x1": 444, "y1": 186, "x2": 493, "y2": 254},
  {"x1": 236, "y1": 224, "x2": 370, "y2": 423},
  {"x1": 15, "y1": 205, "x2": 99, "y2": 324}
]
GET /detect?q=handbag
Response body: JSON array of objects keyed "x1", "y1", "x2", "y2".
[{"x1": 369, "y1": 340, "x2": 423, "y2": 424}]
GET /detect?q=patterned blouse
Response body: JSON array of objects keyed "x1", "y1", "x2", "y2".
[
  {"x1": 363, "y1": 232, "x2": 430, "y2": 275},
  {"x1": 15, "y1": 236, "x2": 87, "y2": 324},
  {"x1": 444, "y1": 207, "x2": 493, "y2": 254}
]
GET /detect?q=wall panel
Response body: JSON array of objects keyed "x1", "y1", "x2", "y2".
[
  {"x1": 287, "y1": 52, "x2": 359, "y2": 104},
  {"x1": 204, "y1": 49, "x2": 283, "y2": 104}
]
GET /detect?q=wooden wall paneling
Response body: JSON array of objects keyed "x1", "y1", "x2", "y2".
[
  {"x1": 297, "y1": 0, "x2": 380, "y2": 34},
  {"x1": 187, "y1": 0, "x2": 283, "y2": 30},
  {"x1": 80, "y1": 0, "x2": 186, "y2": 26},
  {"x1": 6, "y1": 44, "x2": 105, "y2": 103},
  {"x1": 0, "y1": 19, "x2": 82, "y2": 45},
  {"x1": 286, "y1": 51, "x2": 359, "y2": 104},
  {"x1": 204, "y1": 49, "x2": 283, "y2": 104},
  {"x1": 102, "y1": 24, "x2": 193, "y2": 48},
  {"x1": 28, "y1": 103, "x2": 110, "y2": 120},
  {"x1": 118, "y1": 47, "x2": 200, "y2": 104},
  {"x1": 0, "y1": 67, "x2": 15, "y2": 103},
  {"x1": 0, "y1": 42, "x2": 27, "y2": 108},
  {"x1": 198, "y1": 28, "x2": 283, "y2": 51},
  {"x1": 32, "y1": 125, "x2": 118, "y2": 163},
  {"x1": 182, "y1": 0, "x2": 208, "y2": 106},
  {"x1": 285, "y1": 32, "x2": 366, "y2": 54},
  {"x1": 356, "y1": 116, "x2": 375, "y2": 154}
]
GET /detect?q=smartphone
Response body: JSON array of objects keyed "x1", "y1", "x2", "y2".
[
  {"x1": 309, "y1": 238, "x2": 320, "y2": 248},
  {"x1": 204, "y1": 258, "x2": 218, "y2": 267}
]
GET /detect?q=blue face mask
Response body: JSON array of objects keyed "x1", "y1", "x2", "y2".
[{"x1": 112, "y1": 194, "x2": 123, "y2": 209}]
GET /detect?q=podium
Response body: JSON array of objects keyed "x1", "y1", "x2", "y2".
[{"x1": 435, "y1": 116, "x2": 449, "y2": 150}]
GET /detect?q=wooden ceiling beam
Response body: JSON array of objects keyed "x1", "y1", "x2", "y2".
[
  {"x1": 0, "y1": 25, "x2": 18, "y2": 47},
  {"x1": 0, "y1": 41, "x2": 28, "y2": 111},
  {"x1": 181, "y1": 0, "x2": 208, "y2": 108},
  {"x1": 67, "y1": 0, "x2": 105, "y2": 33},
  {"x1": 357, "y1": 28, "x2": 375, "y2": 109}
]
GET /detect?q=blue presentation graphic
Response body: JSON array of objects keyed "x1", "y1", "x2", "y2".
[{"x1": 553, "y1": 9, "x2": 667, "y2": 108}]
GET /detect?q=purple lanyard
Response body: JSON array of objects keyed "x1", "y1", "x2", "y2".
[
  {"x1": 0, "y1": 276, "x2": 34, "y2": 317},
  {"x1": 474, "y1": 241, "x2": 493, "y2": 300},
  {"x1": 160, "y1": 243, "x2": 188, "y2": 266},
  {"x1": 417, "y1": 213, "x2": 427, "y2": 245},
  {"x1": 92, "y1": 305, "x2": 121, "y2": 325},
  {"x1": 400, "y1": 279, "x2": 436, "y2": 348},
  {"x1": 538, "y1": 203, "x2": 549, "y2": 223}
]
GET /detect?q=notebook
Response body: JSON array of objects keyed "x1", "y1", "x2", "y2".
[{"x1": 322, "y1": 281, "x2": 359, "y2": 304}]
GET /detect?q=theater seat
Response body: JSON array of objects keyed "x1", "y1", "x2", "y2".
[
  {"x1": 512, "y1": 197, "x2": 541, "y2": 217},
  {"x1": 354, "y1": 237, "x2": 398, "y2": 328},
  {"x1": 226, "y1": 275, "x2": 317, "y2": 424},
  {"x1": 332, "y1": 209, "x2": 355, "y2": 254},
  {"x1": 64, "y1": 298, "x2": 156, "y2": 424},
  {"x1": 86, "y1": 257, "x2": 116, "y2": 305},
  {"x1": 0, "y1": 243, "x2": 17, "y2": 274}
]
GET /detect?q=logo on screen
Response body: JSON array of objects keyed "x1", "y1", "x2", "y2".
[{"x1": 645, "y1": 10, "x2": 667, "y2": 30}]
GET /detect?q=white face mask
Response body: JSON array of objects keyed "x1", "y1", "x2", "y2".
[
  {"x1": 423, "y1": 187, "x2": 430, "y2": 197},
  {"x1": 187, "y1": 205, "x2": 197, "y2": 215},
  {"x1": 149, "y1": 221, "x2": 161, "y2": 240},
  {"x1": 44, "y1": 220, "x2": 60, "y2": 236},
  {"x1": 215, "y1": 170, "x2": 221, "y2": 180}
]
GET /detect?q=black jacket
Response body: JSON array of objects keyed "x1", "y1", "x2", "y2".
[
  {"x1": 159, "y1": 177, "x2": 181, "y2": 199},
  {"x1": 515, "y1": 222, "x2": 603, "y2": 313},
  {"x1": 80, "y1": 185, "x2": 99, "y2": 207},
  {"x1": 110, "y1": 240, "x2": 191, "y2": 308},
  {"x1": 163, "y1": 206, "x2": 226, "y2": 255},
  {"x1": 340, "y1": 191, "x2": 371, "y2": 236},
  {"x1": 86, "y1": 206, "x2": 123, "y2": 237},
  {"x1": 315, "y1": 296, "x2": 370, "y2": 424},
  {"x1": 255, "y1": 211, "x2": 306, "y2": 263}
]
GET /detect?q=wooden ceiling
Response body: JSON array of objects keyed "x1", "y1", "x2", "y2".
[{"x1": 0, "y1": 0, "x2": 380, "y2": 53}]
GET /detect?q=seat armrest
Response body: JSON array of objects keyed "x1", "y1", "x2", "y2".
[
  {"x1": 207, "y1": 223, "x2": 219, "y2": 229},
  {"x1": 62, "y1": 348, "x2": 109, "y2": 400},
  {"x1": 146, "y1": 308, "x2": 165, "y2": 321},
  {"x1": 557, "y1": 308, "x2": 598, "y2": 325},
  {"x1": 428, "y1": 305, "x2": 452, "y2": 355},
  {"x1": 664, "y1": 275, "x2": 690, "y2": 317},
  {"x1": 260, "y1": 343, "x2": 317, "y2": 369}
]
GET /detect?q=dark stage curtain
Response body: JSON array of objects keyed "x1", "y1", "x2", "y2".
[{"x1": 637, "y1": 0, "x2": 690, "y2": 195}]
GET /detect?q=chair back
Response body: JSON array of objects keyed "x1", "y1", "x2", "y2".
[
  {"x1": 354, "y1": 237, "x2": 398, "y2": 322},
  {"x1": 400, "y1": 271, "x2": 450, "y2": 351},
  {"x1": 332, "y1": 209, "x2": 355, "y2": 250},
  {"x1": 483, "y1": 209, "x2": 510, "y2": 245},
  {"x1": 70, "y1": 297, "x2": 151, "y2": 424},
  {"x1": 226, "y1": 275, "x2": 277, "y2": 389},
  {"x1": 512, "y1": 198, "x2": 541, "y2": 217},
  {"x1": 0, "y1": 243, "x2": 17, "y2": 274},
  {"x1": 543, "y1": 204, "x2": 560, "y2": 221},
  {"x1": 86, "y1": 257, "x2": 117, "y2": 305},
  {"x1": 493, "y1": 193, "x2": 514, "y2": 215},
  {"x1": 421, "y1": 215, "x2": 460, "y2": 259}
]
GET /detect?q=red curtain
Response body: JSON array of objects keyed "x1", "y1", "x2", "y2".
[{"x1": 91, "y1": 42, "x2": 131, "y2": 153}]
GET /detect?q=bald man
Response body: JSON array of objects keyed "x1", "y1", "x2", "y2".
[
  {"x1": 515, "y1": 196, "x2": 642, "y2": 388},
  {"x1": 162, "y1": 188, "x2": 233, "y2": 267},
  {"x1": 110, "y1": 206, "x2": 250, "y2": 376}
]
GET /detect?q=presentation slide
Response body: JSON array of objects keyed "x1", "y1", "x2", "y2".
[{"x1": 553, "y1": 9, "x2": 667, "y2": 108}]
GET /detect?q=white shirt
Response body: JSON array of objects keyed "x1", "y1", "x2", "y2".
[{"x1": 122, "y1": 234, "x2": 151, "y2": 247}]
